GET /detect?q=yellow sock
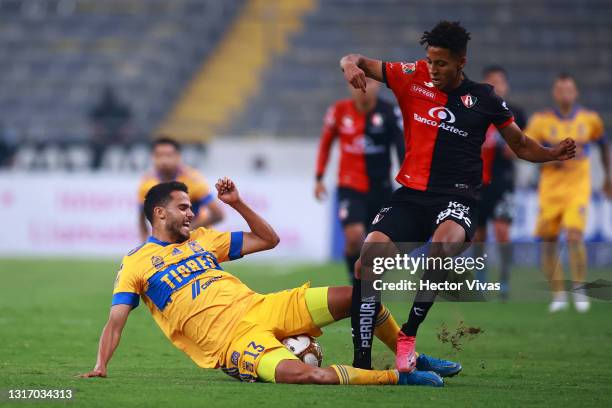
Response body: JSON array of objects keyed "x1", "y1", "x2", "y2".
[
  {"x1": 331, "y1": 365, "x2": 399, "y2": 385},
  {"x1": 542, "y1": 242, "x2": 564, "y2": 293},
  {"x1": 374, "y1": 305, "x2": 400, "y2": 352},
  {"x1": 568, "y1": 241, "x2": 587, "y2": 283}
]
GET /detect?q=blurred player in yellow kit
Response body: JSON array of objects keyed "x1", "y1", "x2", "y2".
[
  {"x1": 80, "y1": 178, "x2": 460, "y2": 386},
  {"x1": 526, "y1": 73, "x2": 611, "y2": 313},
  {"x1": 137, "y1": 137, "x2": 224, "y2": 242}
]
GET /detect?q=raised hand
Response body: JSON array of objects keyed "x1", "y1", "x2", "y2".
[{"x1": 215, "y1": 177, "x2": 241, "y2": 205}]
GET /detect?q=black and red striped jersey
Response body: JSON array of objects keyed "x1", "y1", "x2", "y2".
[
  {"x1": 383, "y1": 59, "x2": 514, "y2": 198},
  {"x1": 316, "y1": 98, "x2": 404, "y2": 193}
]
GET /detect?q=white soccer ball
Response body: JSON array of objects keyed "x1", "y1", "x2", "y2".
[{"x1": 282, "y1": 335, "x2": 323, "y2": 367}]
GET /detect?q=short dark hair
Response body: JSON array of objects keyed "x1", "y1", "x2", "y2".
[
  {"x1": 143, "y1": 181, "x2": 189, "y2": 223},
  {"x1": 556, "y1": 72, "x2": 576, "y2": 82},
  {"x1": 482, "y1": 65, "x2": 507, "y2": 78},
  {"x1": 420, "y1": 21, "x2": 471, "y2": 57},
  {"x1": 152, "y1": 136, "x2": 181, "y2": 152}
]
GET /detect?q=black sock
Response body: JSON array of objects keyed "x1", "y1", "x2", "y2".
[
  {"x1": 401, "y1": 247, "x2": 451, "y2": 337},
  {"x1": 345, "y1": 253, "x2": 360, "y2": 283},
  {"x1": 401, "y1": 301, "x2": 433, "y2": 336},
  {"x1": 351, "y1": 278, "x2": 381, "y2": 369}
]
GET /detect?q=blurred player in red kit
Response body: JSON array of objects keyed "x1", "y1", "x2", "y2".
[
  {"x1": 474, "y1": 66, "x2": 527, "y2": 300},
  {"x1": 315, "y1": 78, "x2": 404, "y2": 282}
]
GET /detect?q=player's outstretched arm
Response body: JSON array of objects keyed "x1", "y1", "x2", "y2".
[
  {"x1": 215, "y1": 177, "x2": 280, "y2": 256},
  {"x1": 340, "y1": 54, "x2": 383, "y2": 91},
  {"x1": 500, "y1": 122, "x2": 576, "y2": 163},
  {"x1": 79, "y1": 304, "x2": 131, "y2": 378}
]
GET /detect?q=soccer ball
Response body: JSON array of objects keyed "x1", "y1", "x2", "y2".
[{"x1": 282, "y1": 335, "x2": 323, "y2": 367}]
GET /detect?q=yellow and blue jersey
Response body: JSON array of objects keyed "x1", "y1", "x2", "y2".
[
  {"x1": 112, "y1": 227, "x2": 255, "y2": 368},
  {"x1": 137, "y1": 165, "x2": 214, "y2": 216},
  {"x1": 526, "y1": 106, "x2": 605, "y2": 200}
]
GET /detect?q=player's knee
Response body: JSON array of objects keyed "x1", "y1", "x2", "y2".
[
  {"x1": 429, "y1": 241, "x2": 464, "y2": 258},
  {"x1": 344, "y1": 225, "x2": 365, "y2": 254},
  {"x1": 566, "y1": 229, "x2": 583, "y2": 243},
  {"x1": 493, "y1": 221, "x2": 511, "y2": 242},
  {"x1": 360, "y1": 231, "x2": 392, "y2": 265}
]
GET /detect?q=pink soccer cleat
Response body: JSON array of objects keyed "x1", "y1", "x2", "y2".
[{"x1": 396, "y1": 331, "x2": 417, "y2": 372}]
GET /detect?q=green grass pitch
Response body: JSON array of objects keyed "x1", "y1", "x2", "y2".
[{"x1": 1, "y1": 258, "x2": 611, "y2": 407}]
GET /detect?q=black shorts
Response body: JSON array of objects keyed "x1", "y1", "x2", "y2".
[
  {"x1": 477, "y1": 185, "x2": 514, "y2": 227},
  {"x1": 369, "y1": 187, "x2": 478, "y2": 242},
  {"x1": 337, "y1": 187, "x2": 392, "y2": 227}
]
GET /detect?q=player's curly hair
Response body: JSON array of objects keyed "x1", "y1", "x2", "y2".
[
  {"x1": 144, "y1": 181, "x2": 189, "y2": 223},
  {"x1": 420, "y1": 21, "x2": 471, "y2": 57}
]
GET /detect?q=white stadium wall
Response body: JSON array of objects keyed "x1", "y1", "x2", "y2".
[
  {"x1": 1, "y1": 138, "x2": 611, "y2": 260},
  {"x1": 0, "y1": 173, "x2": 331, "y2": 261}
]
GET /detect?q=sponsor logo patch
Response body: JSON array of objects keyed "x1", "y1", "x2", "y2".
[
  {"x1": 436, "y1": 201, "x2": 472, "y2": 228},
  {"x1": 413, "y1": 107, "x2": 469, "y2": 137},
  {"x1": 372, "y1": 207, "x2": 391, "y2": 225},
  {"x1": 410, "y1": 84, "x2": 435, "y2": 100},
  {"x1": 401, "y1": 62, "x2": 416, "y2": 74}
]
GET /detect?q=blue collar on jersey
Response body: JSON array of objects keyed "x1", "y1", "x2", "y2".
[
  {"x1": 154, "y1": 166, "x2": 184, "y2": 182},
  {"x1": 147, "y1": 235, "x2": 172, "y2": 247},
  {"x1": 553, "y1": 105, "x2": 580, "y2": 120}
]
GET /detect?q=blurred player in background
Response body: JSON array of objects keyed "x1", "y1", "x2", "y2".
[
  {"x1": 138, "y1": 137, "x2": 223, "y2": 242},
  {"x1": 473, "y1": 66, "x2": 527, "y2": 300},
  {"x1": 80, "y1": 179, "x2": 459, "y2": 387},
  {"x1": 340, "y1": 21, "x2": 576, "y2": 372},
  {"x1": 315, "y1": 78, "x2": 404, "y2": 282},
  {"x1": 526, "y1": 73, "x2": 611, "y2": 313}
]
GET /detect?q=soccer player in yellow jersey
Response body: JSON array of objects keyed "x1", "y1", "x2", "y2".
[
  {"x1": 526, "y1": 73, "x2": 611, "y2": 313},
  {"x1": 137, "y1": 137, "x2": 224, "y2": 242},
  {"x1": 80, "y1": 178, "x2": 461, "y2": 386}
]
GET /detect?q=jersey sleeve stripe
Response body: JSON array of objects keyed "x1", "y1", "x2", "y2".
[
  {"x1": 112, "y1": 292, "x2": 140, "y2": 308},
  {"x1": 496, "y1": 116, "x2": 515, "y2": 129},
  {"x1": 381, "y1": 61, "x2": 388, "y2": 87},
  {"x1": 229, "y1": 231, "x2": 244, "y2": 260}
]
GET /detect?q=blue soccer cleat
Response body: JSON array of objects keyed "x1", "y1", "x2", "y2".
[
  {"x1": 398, "y1": 370, "x2": 444, "y2": 387},
  {"x1": 416, "y1": 354, "x2": 462, "y2": 378}
]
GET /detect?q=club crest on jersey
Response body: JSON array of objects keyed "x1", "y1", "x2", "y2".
[
  {"x1": 371, "y1": 113, "x2": 384, "y2": 127},
  {"x1": 461, "y1": 94, "x2": 477, "y2": 108},
  {"x1": 151, "y1": 256, "x2": 165, "y2": 270},
  {"x1": 401, "y1": 62, "x2": 416, "y2": 74},
  {"x1": 188, "y1": 240, "x2": 205, "y2": 254}
]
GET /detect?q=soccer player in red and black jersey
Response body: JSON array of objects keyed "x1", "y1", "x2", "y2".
[
  {"x1": 315, "y1": 78, "x2": 404, "y2": 282},
  {"x1": 340, "y1": 21, "x2": 576, "y2": 373}
]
